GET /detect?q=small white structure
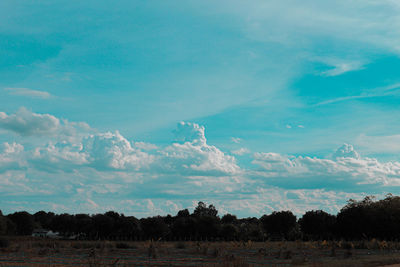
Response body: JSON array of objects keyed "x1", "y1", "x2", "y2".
[
  {"x1": 32, "y1": 229, "x2": 48, "y2": 237},
  {"x1": 32, "y1": 229, "x2": 60, "y2": 238}
]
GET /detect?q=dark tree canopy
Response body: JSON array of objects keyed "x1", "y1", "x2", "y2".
[
  {"x1": 4, "y1": 196, "x2": 400, "y2": 241},
  {"x1": 221, "y1": 213, "x2": 237, "y2": 224},
  {"x1": 261, "y1": 211, "x2": 297, "y2": 238},
  {"x1": 193, "y1": 202, "x2": 218, "y2": 217},
  {"x1": 299, "y1": 210, "x2": 336, "y2": 240},
  {"x1": 8, "y1": 211, "x2": 34, "y2": 235}
]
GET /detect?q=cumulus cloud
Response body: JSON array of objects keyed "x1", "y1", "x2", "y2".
[
  {"x1": 82, "y1": 131, "x2": 154, "y2": 171},
  {"x1": 21, "y1": 121, "x2": 238, "y2": 176},
  {"x1": 0, "y1": 108, "x2": 59, "y2": 136},
  {"x1": 3, "y1": 112, "x2": 400, "y2": 217},
  {"x1": 160, "y1": 122, "x2": 240, "y2": 176},
  {"x1": 29, "y1": 131, "x2": 154, "y2": 172},
  {"x1": 252, "y1": 144, "x2": 400, "y2": 188},
  {"x1": 0, "y1": 107, "x2": 90, "y2": 138},
  {"x1": 0, "y1": 142, "x2": 25, "y2": 173},
  {"x1": 173, "y1": 121, "x2": 206, "y2": 145},
  {"x1": 333, "y1": 143, "x2": 360, "y2": 159},
  {"x1": 4, "y1": 87, "x2": 51, "y2": 99},
  {"x1": 31, "y1": 141, "x2": 88, "y2": 172}
]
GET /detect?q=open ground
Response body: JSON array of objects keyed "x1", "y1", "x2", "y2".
[{"x1": 2, "y1": 238, "x2": 400, "y2": 266}]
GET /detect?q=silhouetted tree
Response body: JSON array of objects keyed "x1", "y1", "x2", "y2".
[
  {"x1": 221, "y1": 213, "x2": 237, "y2": 224},
  {"x1": 299, "y1": 210, "x2": 336, "y2": 240},
  {"x1": 34, "y1": 211, "x2": 55, "y2": 229},
  {"x1": 51, "y1": 213, "x2": 76, "y2": 236},
  {"x1": 74, "y1": 214, "x2": 93, "y2": 238},
  {"x1": 117, "y1": 216, "x2": 140, "y2": 240},
  {"x1": 336, "y1": 197, "x2": 374, "y2": 239},
  {"x1": 336, "y1": 195, "x2": 400, "y2": 240},
  {"x1": 0, "y1": 210, "x2": 6, "y2": 235},
  {"x1": 140, "y1": 216, "x2": 168, "y2": 239},
  {"x1": 193, "y1": 202, "x2": 218, "y2": 217},
  {"x1": 8, "y1": 211, "x2": 34, "y2": 235},
  {"x1": 172, "y1": 216, "x2": 197, "y2": 240},
  {"x1": 92, "y1": 214, "x2": 114, "y2": 239},
  {"x1": 176, "y1": 209, "x2": 190, "y2": 217},
  {"x1": 7, "y1": 195, "x2": 400, "y2": 241},
  {"x1": 261, "y1": 211, "x2": 296, "y2": 239},
  {"x1": 195, "y1": 215, "x2": 220, "y2": 240},
  {"x1": 237, "y1": 217, "x2": 263, "y2": 241},
  {"x1": 220, "y1": 224, "x2": 238, "y2": 240}
]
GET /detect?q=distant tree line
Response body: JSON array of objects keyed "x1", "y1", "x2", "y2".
[{"x1": 1, "y1": 195, "x2": 400, "y2": 241}]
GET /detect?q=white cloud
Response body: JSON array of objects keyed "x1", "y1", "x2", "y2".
[
  {"x1": 313, "y1": 83, "x2": 400, "y2": 107},
  {"x1": 0, "y1": 142, "x2": 25, "y2": 173},
  {"x1": 0, "y1": 108, "x2": 59, "y2": 136},
  {"x1": 160, "y1": 122, "x2": 240, "y2": 176},
  {"x1": 5, "y1": 120, "x2": 240, "y2": 176},
  {"x1": 4, "y1": 87, "x2": 51, "y2": 99},
  {"x1": 3, "y1": 111, "x2": 400, "y2": 217},
  {"x1": 173, "y1": 121, "x2": 207, "y2": 146},
  {"x1": 134, "y1": 141, "x2": 158, "y2": 150},
  {"x1": 83, "y1": 131, "x2": 154, "y2": 171},
  {"x1": 231, "y1": 137, "x2": 241, "y2": 144},
  {"x1": 252, "y1": 144, "x2": 400, "y2": 187},
  {"x1": 222, "y1": 1, "x2": 400, "y2": 55},
  {"x1": 333, "y1": 143, "x2": 360, "y2": 159},
  {"x1": 0, "y1": 107, "x2": 90, "y2": 138},
  {"x1": 0, "y1": 171, "x2": 32, "y2": 194},
  {"x1": 31, "y1": 141, "x2": 88, "y2": 172},
  {"x1": 231, "y1": 147, "x2": 250, "y2": 155},
  {"x1": 320, "y1": 61, "x2": 364, "y2": 77}
]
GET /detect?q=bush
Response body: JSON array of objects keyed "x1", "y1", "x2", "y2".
[{"x1": 0, "y1": 237, "x2": 9, "y2": 248}]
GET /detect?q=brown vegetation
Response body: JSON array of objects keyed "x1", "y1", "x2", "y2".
[{"x1": 1, "y1": 237, "x2": 400, "y2": 266}]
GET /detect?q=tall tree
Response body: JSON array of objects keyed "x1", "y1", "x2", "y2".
[{"x1": 8, "y1": 211, "x2": 34, "y2": 235}]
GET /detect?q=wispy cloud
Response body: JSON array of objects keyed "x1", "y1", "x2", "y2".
[
  {"x1": 4, "y1": 87, "x2": 51, "y2": 99},
  {"x1": 313, "y1": 83, "x2": 400, "y2": 106},
  {"x1": 231, "y1": 137, "x2": 241, "y2": 143},
  {"x1": 320, "y1": 61, "x2": 365, "y2": 77}
]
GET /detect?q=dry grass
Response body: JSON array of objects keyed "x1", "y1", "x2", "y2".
[{"x1": 1, "y1": 237, "x2": 400, "y2": 266}]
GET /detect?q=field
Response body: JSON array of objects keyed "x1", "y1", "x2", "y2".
[{"x1": 1, "y1": 238, "x2": 400, "y2": 266}]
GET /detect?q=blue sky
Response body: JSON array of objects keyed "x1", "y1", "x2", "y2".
[{"x1": 1, "y1": 0, "x2": 400, "y2": 217}]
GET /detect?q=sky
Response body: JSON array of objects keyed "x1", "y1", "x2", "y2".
[{"x1": 1, "y1": 0, "x2": 400, "y2": 217}]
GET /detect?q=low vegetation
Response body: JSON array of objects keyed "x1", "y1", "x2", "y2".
[{"x1": 1, "y1": 238, "x2": 400, "y2": 266}]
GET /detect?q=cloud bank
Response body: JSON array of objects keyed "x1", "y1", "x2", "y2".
[{"x1": 1, "y1": 109, "x2": 400, "y2": 217}]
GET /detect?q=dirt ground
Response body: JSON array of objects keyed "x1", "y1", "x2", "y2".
[{"x1": 1, "y1": 238, "x2": 400, "y2": 266}]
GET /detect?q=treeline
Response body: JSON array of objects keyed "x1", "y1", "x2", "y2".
[{"x1": 1, "y1": 195, "x2": 400, "y2": 241}]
